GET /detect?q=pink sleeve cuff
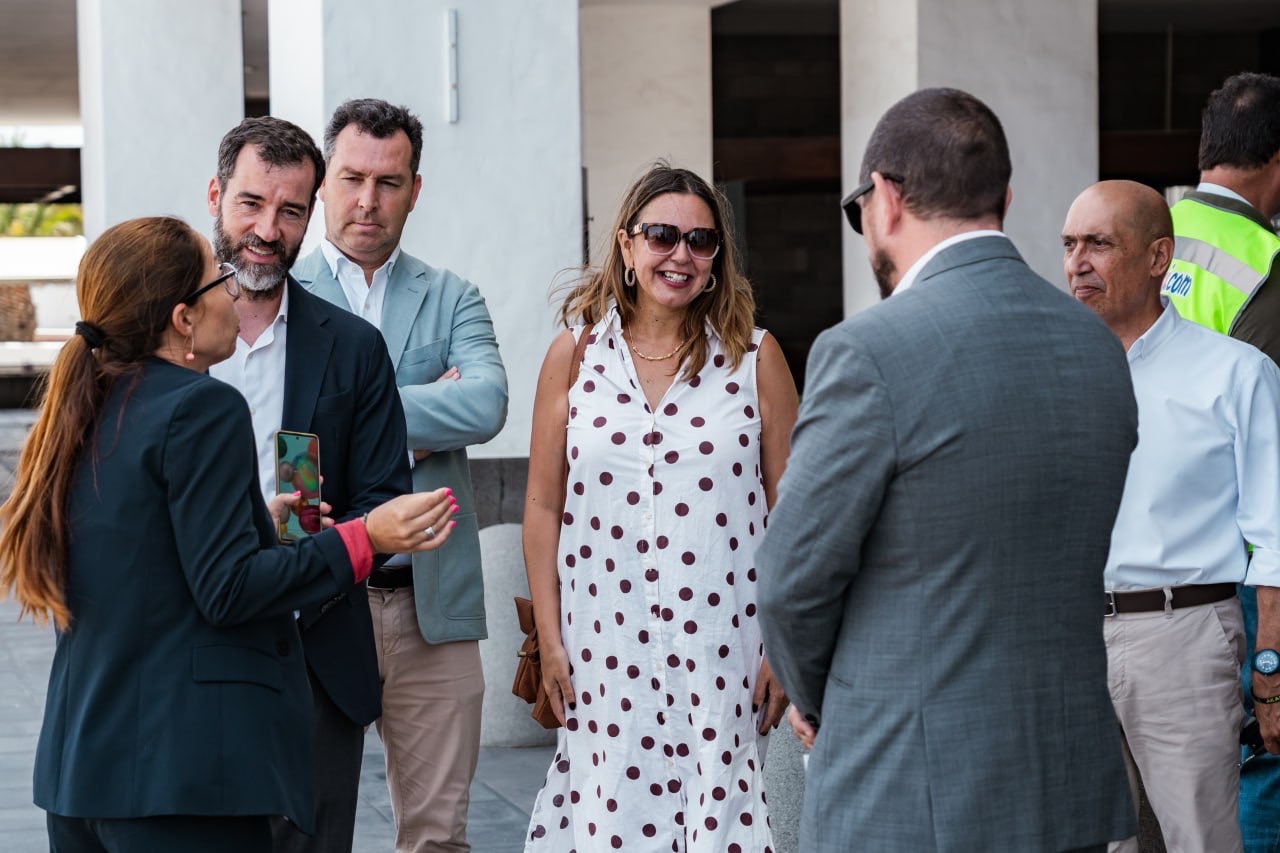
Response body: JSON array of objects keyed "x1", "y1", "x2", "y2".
[{"x1": 335, "y1": 519, "x2": 374, "y2": 584}]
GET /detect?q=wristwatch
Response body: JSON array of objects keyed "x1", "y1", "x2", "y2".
[{"x1": 1254, "y1": 649, "x2": 1280, "y2": 676}]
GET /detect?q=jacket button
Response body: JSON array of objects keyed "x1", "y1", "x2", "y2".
[{"x1": 276, "y1": 640, "x2": 290, "y2": 656}]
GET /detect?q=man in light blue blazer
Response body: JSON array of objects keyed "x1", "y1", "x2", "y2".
[{"x1": 295, "y1": 99, "x2": 508, "y2": 853}]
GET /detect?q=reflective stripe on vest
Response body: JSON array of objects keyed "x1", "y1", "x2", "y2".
[{"x1": 1165, "y1": 196, "x2": 1280, "y2": 335}]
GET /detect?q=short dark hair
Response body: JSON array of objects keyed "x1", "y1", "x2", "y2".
[
  {"x1": 860, "y1": 87, "x2": 1011, "y2": 225},
  {"x1": 216, "y1": 116, "x2": 324, "y2": 206},
  {"x1": 1198, "y1": 72, "x2": 1280, "y2": 171},
  {"x1": 324, "y1": 99, "x2": 424, "y2": 175}
]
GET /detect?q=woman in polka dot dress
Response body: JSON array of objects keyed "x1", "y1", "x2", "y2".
[{"x1": 523, "y1": 164, "x2": 799, "y2": 852}]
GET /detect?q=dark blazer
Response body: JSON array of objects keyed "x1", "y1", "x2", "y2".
[
  {"x1": 757, "y1": 236, "x2": 1138, "y2": 852},
  {"x1": 280, "y1": 279, "x2": 411, "y2": 725},
  {"x1": 34, "y1": 360, "x2": 357, "y2": 831}
]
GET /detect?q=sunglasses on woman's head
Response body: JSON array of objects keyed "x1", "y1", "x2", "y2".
[{"x1": 630, "y1": 223, "x2": 722, "y2": 260}]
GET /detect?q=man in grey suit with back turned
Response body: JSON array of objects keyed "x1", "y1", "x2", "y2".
[{"x1": 756, "y1": 87, "x2": 1138, "y2": 852}]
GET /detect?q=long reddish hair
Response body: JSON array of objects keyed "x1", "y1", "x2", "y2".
[{"x1": 0, "y1": 216, "x2": 206, "y2": 629}]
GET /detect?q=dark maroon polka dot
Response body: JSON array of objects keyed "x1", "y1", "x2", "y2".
[
  {"x1": 626, "y1": 766, "x2": 641, "y2": 780},
  {"x1": 656, "y1": 535, "x2": 669, "y2": 549},
  {"x1": 690, "y1": 375, "x2": 702, "y2": 387},
  {"x1": 580, "y1": 545, "x2": 592, "y2": 558},
  {"x1": 565, "y1": 554, "x2": 576, "y2": 568},
  {"x1": 637, "y1": 540, "x2": 650, "y2": 554},
  {"x1": 627, "y1": 665, "x2": 640, "y2": 678},
  {"x1": 726, "y1": 382, "x2": 740, "y2": 394},
  {"x1": 679, "y1": 587, "x2": 693, "y2": 601},
  {"x1": 617, "y1": 393, "x2": 631, "y2": 404},
  {"x1": 663, "y1": 403, "x2": 679, "y2": 416},
  {"x1": 744, "y1": 405, "x2": 755, "y2": 418},
  {"x1": 664, "y1": 450, "x2": 679, "y2": 464},
  {"x1": 645, "y1": 568, "x2": 659, "y2": 582},
  {"x1": 557, "y1": 759, "x2": 570, "y2": 772},
  {"x1": 675, "y1": 502, "x2": 689, "y2": 516},
  {"x1": 573, "y1": 481, "x2": 585, "y2": 495},
  {"x1": 562, "y1": 512, "x2": 574, "y2": 525},
  {"x1": 713, "y1": 786, "x2": 727, "y2": 801},
  {"x1": 612, "y1": 836, "x2": 623, "y2": 848},
  {"x1": 715, "y1": 512, "x2": 728, "y2": 527},
  {"x1": 706, "y1": 816, "x2": 719, "y2": 830},
  {"x1": 718, "y1": 644, "x2": 730, "y2": 658},
  {"x1": 650, "y1": 783, "x2": 663, "y2": 796},
  {"x1": 643, "y1": 824, "x2": 657, "y2": 837},
  {"x1": 620, "y1": 579, "x2": 632, "y2": 592},
  {"x1": 590, "y1": 516, "x2": 601, "y2": 530},
  {"x1": 531, "y1": 825, "x2": 546, "y2": 838},
  {"x1": 682, "y1": 551, "x2": 696, "y2": 565},
  {"x1": 592, "y1": 416, "x2": 607, "y2": 427},
  {"x1": 606, "y1": 655, "x2": 618, "y2": 669},
  {"x1": 610, "y1": 432, "x2": 626, "y2": 445},
  {"x1": 610, "y1": 525, "x2": 623, "y2": 540},
  {"x1": 583, "y1": 380, "x2": 595, "y2": 392},
  {"x1": 699, "y1": 441, "x2": 715, "y2": 455},
  {"x1": 739, "y1": 433, "x2": 750, "y2": 447},
  {"x1": 699, "y1": 477, "x2": 713, "y2": 491},
  {"x1": 684, "y1": 620, "x2": 698, "y2": 634},
  {"x1": 661, "y1": 607, "x2": 674, "y2": 621},
  {"x1": 599, "y1": 471, "x2": 613, "y2": 485},
  {"x1": 741, "y1": 813, "x2": 754, "y2": 826},
  {"x1": 626, "y1": 491, "x2": 640, "y2": 505},
  {"x1": 703, "y1": 727, "x2": 717, "y2": 741},
  {"x1": 708, "y1": 592, "x2": 721, "y2": 606},
  {"x1": 691, "y1": 416, "x2": 705, "y2": 427},
  {"x1": 641, "y1": 736, "x2": 655, "y2": 749},
  {"x1": 732, "y1": 462, "x2": 743, "y2": 476},
  {"x1": 746, "y1": 603, "x2": 757, "y2": 616}
]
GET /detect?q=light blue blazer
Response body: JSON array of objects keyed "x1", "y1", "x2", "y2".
[{"x1": 296, "y1": 248, "x2": 508, "y2": 643}]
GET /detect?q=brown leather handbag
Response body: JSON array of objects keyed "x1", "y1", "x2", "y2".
[
  {"x1": 511, "y1": 327, "x2": 592, "y2": 731},
  {"x1": 512, "y1": 596, "x2": 561, "y2": 729}
]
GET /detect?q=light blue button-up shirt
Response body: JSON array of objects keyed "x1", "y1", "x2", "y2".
[{"x1": 1106, "y1": 302, "x2": 1280, "y2": 590}]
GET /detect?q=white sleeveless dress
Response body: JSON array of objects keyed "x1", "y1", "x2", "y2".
[{"x1": 525, "y1": 307, "x2": 775, "y2": 852}]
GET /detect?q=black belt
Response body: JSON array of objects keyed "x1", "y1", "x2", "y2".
[
  {"x1": 367, "y1": 567, "x2": 414, "y2": 590},
  {"x1": 1104, "y1": 582, "x2": 1235, "y2": 616}
]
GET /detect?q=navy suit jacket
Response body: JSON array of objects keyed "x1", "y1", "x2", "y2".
[
  {"x1": 34, "y1": 360, "x2": 358, "y2": 830},
  {"x1": 279, "y1": 279, "x2": 411, "y2": 725}
]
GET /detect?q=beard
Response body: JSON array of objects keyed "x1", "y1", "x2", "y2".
[
  {"x1": 212, "y1": 212, "x2": 300, "y2": 298},
  {"x1": 871, "y1": 247, "x2": 897, "y2": 300}
]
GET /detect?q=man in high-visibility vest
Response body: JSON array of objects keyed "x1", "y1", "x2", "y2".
[{"x1": 1166, "y1": 71, "x2": 1280, "y2": 853}]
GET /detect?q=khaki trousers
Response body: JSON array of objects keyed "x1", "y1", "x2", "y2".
[
  {"x1": 370, "y1": 587, "x2": 485, "y2": 853},
  {"x1": 1105, "y1": 597, "x2": 1245, "y2": 853}
]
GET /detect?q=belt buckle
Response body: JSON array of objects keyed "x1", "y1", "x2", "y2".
[{"x1": 1105, "y1": 591, "x2": 1117, "y2": 618}]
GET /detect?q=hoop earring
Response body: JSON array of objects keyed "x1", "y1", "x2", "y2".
[
  {"x1": 185, "y1": 332, "x2": 196, "y2": 363},
  {"x1": 702, "y1": 274, "x2": 717, "y2": 294},
  {"x1": 624, "y1": 268, "x2": 636, "y2": 287}
]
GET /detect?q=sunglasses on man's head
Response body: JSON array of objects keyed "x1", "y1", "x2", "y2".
[
  {"x1": 841, "y1": 173, "x2": 904, "y2": 235},
  {"x1": 630, "y1": 223, "x2": 722, "y2": 261}
]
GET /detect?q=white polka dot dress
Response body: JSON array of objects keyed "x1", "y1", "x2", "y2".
[{"x1": 526, "y1": 308, "x2": 775, "y2": 852}]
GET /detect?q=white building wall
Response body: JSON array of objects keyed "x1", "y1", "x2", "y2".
[
  {"x1": 579, "y1": 2, "x2": 716, "y2": 263},
  {"x1": 840, "y1": 0, "x2": 1097, "y2": 315},
  {"x1": 77, "y1": 0, "x2": 244, "y2": 239},
  {"x1": 269, "y1": 0, "x2": 583, "y2": 459}
]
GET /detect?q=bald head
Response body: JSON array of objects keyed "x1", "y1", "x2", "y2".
[{"x1": 1062, "y1": 180, "x2": 1175, "y2": 349}]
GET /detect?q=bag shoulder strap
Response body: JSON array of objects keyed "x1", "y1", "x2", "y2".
[{"x1": 567, "y1": 325, "x2": 591, "y2": 391}]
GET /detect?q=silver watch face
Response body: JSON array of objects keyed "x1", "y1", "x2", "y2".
[{"x1": 1256, "y1": 649, "x2": 1280, "y2": 675}]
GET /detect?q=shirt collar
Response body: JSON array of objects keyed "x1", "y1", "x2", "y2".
[
  {"x1": 275, "y1": 282, "x2": 290, "y2": 324},
  {"x1": 1195, "y1": 182, "x2": 1250, "y2": 206},
  {"x1": 320, "y1": 238, "x2": 400, "y2": 282},
  {"x1": 1127, "y1": 299, "x2": 1177, "y2": 363},
  {"x1": 893, "y1": 229, "x2": 1006, "y2": 295}
]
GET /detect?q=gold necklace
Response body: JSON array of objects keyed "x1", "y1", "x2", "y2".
[{"x1": 625, "y1": 332, "x2": 688, "y2": 362}]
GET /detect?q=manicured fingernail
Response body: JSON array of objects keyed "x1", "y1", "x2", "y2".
[
  {"x1": 451, "y1": 504, "x2": 460, "y2": 513},
  {"x1": 446, "y1": 488, "x2": 453, "y2": 496},
  {"x1": 294, "y1": 491, "x2": 301, "y2": 496},
  {"x1": 450, "y1": 520, "x2": 457, "y2": 528}
]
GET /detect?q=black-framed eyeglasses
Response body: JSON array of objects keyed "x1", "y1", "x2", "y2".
[
  {"x1": 630, "y1": 223, "x2": 722, "y2": 261},
  {"x1": 178, "y1": 262, "x2": 240, "y2": 305},
  {"x1": 841, "y1": 173, "x2": 904, "y2": 235}
]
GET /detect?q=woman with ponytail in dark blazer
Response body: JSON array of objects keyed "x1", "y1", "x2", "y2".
[{"x1": 0, "y1": 216, "x2": 457, "y2": 853}]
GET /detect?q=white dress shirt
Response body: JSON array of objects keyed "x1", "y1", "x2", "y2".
[
  {"x1": 321, "y1": 238, "x2": 414, "y2": 567},
  {"x1": 893, "y1": 229, "x2": 1006, "y2": 294},
  {"x1": 209, "y1": 287, "x2": 289, "y2": 505},
  {"x1": 321, "y1": 238, "x2": 400, "y2": 328},
  {"x1": 1106, "y1": 302, "x2": 1280, "y2": 590}
]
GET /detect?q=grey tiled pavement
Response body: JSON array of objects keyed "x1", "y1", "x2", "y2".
[{"x1": 0, "y1": 409, "x2": 553, "y2": 852}]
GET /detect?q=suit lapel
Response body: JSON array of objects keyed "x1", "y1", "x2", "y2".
[
  {"x1": 381, "y1": 259, "x2": 431, "y2": 366},
  {"x1": 281, "y1": 278, "x2": 334, "y2": 431}
]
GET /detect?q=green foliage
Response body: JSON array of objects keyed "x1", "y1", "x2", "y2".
[{"x1": 0, "y1": 204, "x2": 83, "y2": 237}]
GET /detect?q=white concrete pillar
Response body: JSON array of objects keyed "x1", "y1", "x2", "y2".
[
  {"x1": 269, "y1": 0, "x2": 583, "y2": 459},
  {"x1": 839, "y1": 0, "x2": 1097, "y2": 315},
  {"x1": 76, "y1": 0, "x2": 244, "y2": 240},
  {"x1": 580, "y1": 0, "x2": 728, "y2": 264}
]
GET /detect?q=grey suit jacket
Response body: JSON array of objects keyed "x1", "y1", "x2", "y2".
[
  {"x1": 296, "y1": 248, "x2": 508, "y2": 643},
  {"x1": 757, "y1": 236, "x2": 1137, "y2": 852}
]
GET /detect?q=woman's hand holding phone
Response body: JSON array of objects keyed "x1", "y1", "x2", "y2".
[{"x1": 365, "y1": 487, "x2": 458, "y2": 554}]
